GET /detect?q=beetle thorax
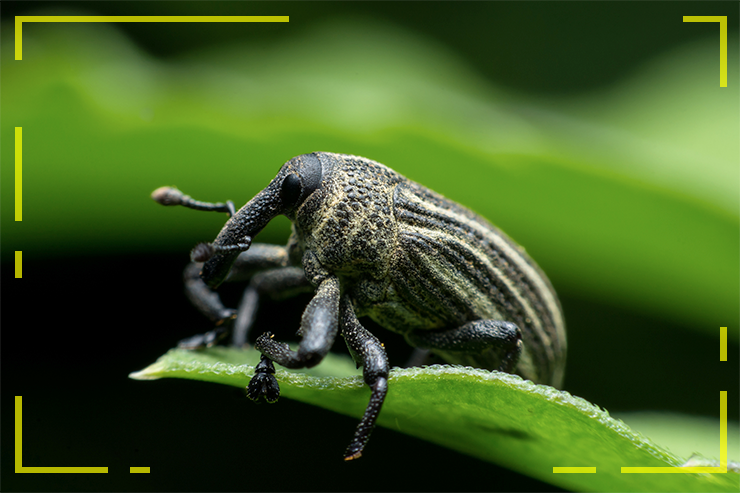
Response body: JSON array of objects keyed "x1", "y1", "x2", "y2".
[{"x1": 293, "y1": 156, "x2": 401, "y2": 280}]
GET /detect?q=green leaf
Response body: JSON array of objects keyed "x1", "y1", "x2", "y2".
[{"x1": 131, "y1": 347, "x2": 739, "y2": 492}]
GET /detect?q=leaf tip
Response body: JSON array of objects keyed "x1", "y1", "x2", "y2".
[{"x1": 128, "y1": 361, "x2": 168, "y2": 381}]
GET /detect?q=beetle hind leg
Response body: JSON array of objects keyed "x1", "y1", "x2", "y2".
[{"x1": 407, "y1": 320, "x2": 523, "y2": 373}]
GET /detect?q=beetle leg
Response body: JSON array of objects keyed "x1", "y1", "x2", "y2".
[
  {"x1": 248, "y1": 275, "x2": 339, "y2": 407},
  {"x1": 340, "y1": 296, "x2": 389, "y2": 461},
  {"x1": 253, "y1": 275, "x2": 340, "y2": 369},
  {"x1": 222, "y1": 244, "x2": 292, "y2": 282},
  {"x1": 232, "y1": 267, "x2": 312, "y2": 347},
  {"x1": 178, "y1": 262, "x2": 237, "y2": 348},
  {"x1": 407, "y1": 320, "x2": 523, "y2": 373},
  {"x1": 180, "y1": 244, "x2": 310, "y2": 349}
]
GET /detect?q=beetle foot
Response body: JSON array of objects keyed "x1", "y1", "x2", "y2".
[{"x1": 247, "y1": 355, "x2": 280, "y2": 403}]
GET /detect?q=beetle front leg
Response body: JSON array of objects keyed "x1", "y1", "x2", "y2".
[
  {"x1": 231, "y1": 267, "x2": 313, "y2": 347},
  {"x1": 247, "y1": 274, "x2": 339, "y2": 410},
  {"x1": 407, "y1": 320, "x2": 523, "y2": 373},
  {"x1": 253, "y1": 275, "x2": 340, "y2": 368},
  {"x1": 340, "y1": 296, "x2": 389, "y2": 461}
]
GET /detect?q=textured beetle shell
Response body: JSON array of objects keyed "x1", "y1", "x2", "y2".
[
  {"x1": 288, "y1": 153, "x2": 566, "y2": 387},
  {"x1": 291, "y1": 156, "x2": 403, "y2": 280}
]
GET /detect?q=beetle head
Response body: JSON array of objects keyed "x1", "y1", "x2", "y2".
[{"x1": 197, "y1": 153, "x2": 325, "y2": 288}]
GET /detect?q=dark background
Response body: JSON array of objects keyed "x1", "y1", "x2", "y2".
[{"x1": 2, "y1": 2, "x2": 737, "y2": 492}]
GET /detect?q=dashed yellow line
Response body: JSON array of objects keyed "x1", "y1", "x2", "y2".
[
  {"x1": 15, "y1": 127, "x2": 22, "y2": 221},
  {"x1": 553, "y1": 467, "x2": 596, "y2": 474}
]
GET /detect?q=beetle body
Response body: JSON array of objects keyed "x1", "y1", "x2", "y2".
[
  {"x1": 152, "y1": 152, "x2": 566, "y2": 459},
  {"x1": 284, "y1": 154, "x2": 565, "y2": 385}
]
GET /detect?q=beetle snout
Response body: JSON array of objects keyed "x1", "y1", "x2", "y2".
[
  {"x1": 196, "y1": 182, "x2": 284, "y2": 288},
  {"x1": 185, "y1": 154, "x2": 325, "y2": 289}
]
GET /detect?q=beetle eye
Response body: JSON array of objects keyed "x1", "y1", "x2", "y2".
[{"x1": 281, "y1": 173, "x2": 303, "y2": 209}]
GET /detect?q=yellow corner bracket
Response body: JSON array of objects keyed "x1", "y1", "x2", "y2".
[
  {"x1": 683, "y1": 16, "x2": 727, "y2": 87},
  {"x1": 15, "y1": 396, "x2": 108, "y2": 473},
  {"x1": 621, "y1": 391, "x2": 728, "y2": 473}
]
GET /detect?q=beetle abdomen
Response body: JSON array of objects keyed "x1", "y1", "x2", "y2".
[{"x1": 380, "y1": 180, "x2": 566, "y2": 386}]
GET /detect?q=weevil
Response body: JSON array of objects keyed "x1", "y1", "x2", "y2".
[{"x1": 152, "y1": 152, "x2": 566, "y2": 460}]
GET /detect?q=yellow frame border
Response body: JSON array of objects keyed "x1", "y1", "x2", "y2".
[
  {"x1": 557, "y1": 329, "x2": 730, "y2": 476},
  {"x1": 15, "y1": 396, "x2": 108, "y2": 473},
  {"x1": 15, "y1": 15, "x2": 289, "y2": 60},
  {"x1": 682, "y1": 16, "x2": 728, "y2": 87},
  {"x1": 621, "y1": 391, "x2": 728, "y2": 474},
  {"x1": 11, "y1": 12, "x2": 731, "y2": 481}
]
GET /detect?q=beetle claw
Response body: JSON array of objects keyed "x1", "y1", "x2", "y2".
[{"x1": 343, "y1": 450, "x2": 362, "y2": 461}]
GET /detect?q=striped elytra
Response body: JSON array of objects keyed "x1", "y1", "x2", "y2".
[{"x1": 289, "y1": 153, "x2": 566, "y2": 387}]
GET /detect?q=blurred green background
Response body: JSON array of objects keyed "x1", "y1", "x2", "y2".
[{"x1": 2, "y1": 2, "x2": 738, "y2": 492}]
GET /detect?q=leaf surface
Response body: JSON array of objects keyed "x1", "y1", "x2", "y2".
[{"x1": 131, "y1": 347, "x2": 739, "y2": 492}]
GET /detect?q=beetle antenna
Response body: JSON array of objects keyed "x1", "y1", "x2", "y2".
[{"x1": 151, "y1": 186, "x2": 237, "y2": 217}]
